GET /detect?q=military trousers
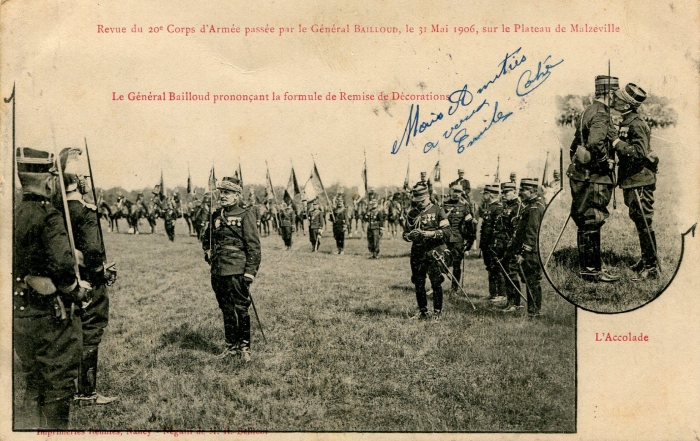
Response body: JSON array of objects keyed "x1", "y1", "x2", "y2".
[
  {"x1": 482, "y1": 246, "x2": 505, "y2": 298},
  {"x1": 446, "y1": 240, "x2": 465, "y2": 288},
  {"x1": 520, "y1": 252, "x2": 542, "y2": 314},
  {"x1": 211, "y1": 275, "x2": 251, "y2": 349},
  {"x1": 570, "y1": 179, "x2": 612, "y2": 231},
  {"x1": 623, "y1": 185, "x2": 657, "y2": 268},
  {"x1": 280, "y1": 226, "x2": 294, "y2": 247},
  {"x1": 309, "y1": 227, "x2": 322, "y2": 249},
  {"x1": 367, "y1": 228, "x2": 381, "y2": 254},
  {"x1": 333, "y1": 229, "x2": 345, "y2": 250},
  {"x1": 410, "y1": 250, "x2": 445, "y2": 312},
  {"x1": 164, "y1": 217, "x2": 176, "y2": 241},
  {"x1": 78, "y1": 285, "x2": 110, "y2": 396}
]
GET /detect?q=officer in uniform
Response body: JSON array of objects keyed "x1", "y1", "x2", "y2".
[
  {"x1": 279, "y1": 202, "x2": 295, "y2": 250},
  {"x1": 567, "y1": 75, "x2": 620, "y2": 282},
  {"x1": 495, "y1": 181, "x2": 523, "y2": 312},
  {"x1": 202, "y1": 177, "x2": 261, "y2": 361},
  {"x1": 332, "y1": 199, "x2": 348, "y2": 254},
  {"x1": 480, "y1": 184, "x2": 505, "y2": 301},
  {"x1": 403, "y1": 183, "x2": 451, "y2": 321},
  {"x1": 449, "y1": 168, "x2": 472, "y2": 196},
  {"x1": 364, "y1": 198, "x2": 385, "y2": 258},
  {"x1": 308, "y1": 199, "x2": 325, "y2": 251},
  {"x1": 153, "y1": 187, "x2": 176, "y2": 241},
  {"x1": 57, "y1": 148, "x2": 118, "y2": 405},
  {"x1": 611, "y1": 83, "x2": 659, "y2": 279},
  {"x1": 509, "y1": 172, "x2": 517, "y2": 184},
  {"x1": 442, "y1": 183, "x2": 476, "y2": 292},
  {"x1": 509, "y1": 178, "x2": 546, "y2": 317},
  {"x1": 14, "y1": 147, "x2": 89, "y2": 428}
]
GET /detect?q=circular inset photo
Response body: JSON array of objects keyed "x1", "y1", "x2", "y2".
[{"x1": 539, "y1": 183, "x2": 683, "y2": 314}]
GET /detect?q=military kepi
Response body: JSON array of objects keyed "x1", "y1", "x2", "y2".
[
  {"x1": 412, "y1": 183, "x2": 430, "y2": 201},
  {"x1": 500, "y1": 182, "x2": 516, "y2": 191},
  {"x1": 615, "y1": 83, "x2": 647, "y2": 107},
  {"x1": 520, "y1": 177, "x2": 539, "y2": 189},
  {"x1": 595, "y1": 75, "x2": 619, "y2": 94},
  {"x1": 484, "y1": 184, "x2": 500, "y2": 194},
  {"x1": 17, "y1": 147, "x2": 57, "y2": 190},
  {"x1": 217, "y1": 176, "x2": 242, "y2": 193}
]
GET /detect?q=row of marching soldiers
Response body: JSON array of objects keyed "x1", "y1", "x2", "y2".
[
  {"x1": 402, "y1": 169, "x2": 546, "y2": 321},
  {"x1": 14, "y1": 147, "x2": 118, "y2": 429}
]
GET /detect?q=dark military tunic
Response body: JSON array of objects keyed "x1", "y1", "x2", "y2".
[
  {"x1": 494, "y1": 198, "x2": 523, "y2": 306},
  {"x1": 363, "y1": 206, "x2": 385, "y2": 255},
  {"x1": 510, "y1": 196, "x2": 546, "y2": 315},
  {"x1": 480, "y1": 200, "x2": 505, "y2": 298},
  {"x1": 567, "y1": 99, "x2": 615, "y2": 230},
  {"x1": 203, "y1": 204, "x2": 262, "y2": 349},
  {"x1": 403, "y1": 203, "x2": 451, "y2": 313},
  {"x1": 443, "y1": 197, "x2": 475, "y2": 287},
  {"x1": 279, "y1": 206, "x2": 295, "y2": 247},
  {"x1": 308, "y1": 208, "x2": 325, "y2": 249},
  {"x1": 13, "y1": 194, "x2": 82, "y2": 427},
  {"x1": 615, "y1": 110, "x2": 657, "y2": 269},
  {"x1": 332, "y1": 207, "x2": 348, "y2": 251}
]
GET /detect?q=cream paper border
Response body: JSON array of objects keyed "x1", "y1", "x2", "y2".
[{"x1": 2, "y1": 0, "x2": 699, "y2": 440}]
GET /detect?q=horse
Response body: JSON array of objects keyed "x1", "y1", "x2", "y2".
[
  {"x1": 290, "y1": 200, "x2": 305, "y2": 234},
  {"x1": 352, "y1": 197, "x2": 368, "y2": 236},
  {"x1": 182, "y1": 199, "x2": 199, "y2": 236},
  {"x1": 96, "y1": 196, "x2": 112, "y2": 232},
  {"x1": 108, "y1": 196, "x2": 130, "y2": 233},
  {"x1": 386, "y1": 198, "x2": 404, "y2": 238},
  {"x1": 126, "y1": 195, "x2": 151, "y2": 234}
]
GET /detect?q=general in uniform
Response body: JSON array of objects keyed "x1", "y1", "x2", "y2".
[
  {"x1": 332, "y1": 199, "x2": 348, "y2": 254},
  {"x1": 509, "y1": 178, "x2": 546, "y2": 317},
  {"x1": 494, "y1": 182, "x2": 523, "y2": 312},
  {"x1": 308, "y1": 199, "x2": 325, "y2": 252},
  {"x1": 202, "y1": 177, "x2": 262, "y2": 361},
  {"x1": 479, "y1": 184, "x2": 505, "y2": 300},
  {"x1": 363, "y1": 199, "x2": 385, "y2": 258},
  {"x1": 403, "y1": 183, "x2": 451, "y2": 321},
  {"x1": 14, "y1": 147, "x2": 88, "y2": 428},
  {"x1": 443, "y1": 183, "x2": 476, "y2": 292},
  {"x1": 58, "y1": 148, "x2": 118, "y2": 405},
  {"x1": 567, "y1": 75, "x2": 620, "y2": 282},
  {"x1": 611, "y1": 83, "x2": 659, "y2": 279},
  {"x1": 279, "y1": 202, "x2": 295, "y2": 250}
]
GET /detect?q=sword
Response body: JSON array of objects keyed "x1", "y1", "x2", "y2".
[
  {"x1": 489, "y1": 250, "x2": 527, "y2": 303},
  {"x1": 633, "y1": 188, "x2": 662, "y2": 275},
  {"x1": 248, "y1": 289, "x2": 267, "y2": 344},
  {"x1": 544, "y1": 214, "x2": 570, "y2": 268},
  {"x1": 430, "y1": 250, "x2": 476, "y2": 310}
]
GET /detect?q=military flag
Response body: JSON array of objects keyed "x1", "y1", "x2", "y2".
[
  {"x1": 494, "y1": 154, "x2": 500, "y2": 184},
  {"x1": 403, "y1": 162, "x2": 410, "y2": 191},
  {"x1": 265, "y1": 162, "x2": 276, "y2": 201},
  {"x1": 304, "y1": 163, "x2": 324, "y2": 203},
  {"x1": 159, "y1": 169, "x2": 165, "y2": 197},
  {"x1": 234, "y1": 162, "x2": 243, "y2": 187},
  {"x1": 187, "y1": 164, "x2": 192, "y2": 194},
  {"x1": 284, "y1": 166, "x2": 301, "y2": 205},
  {"x1": 208, "y1": 165, "x2": 217, "y2": 192},
  {"x1": 542, "y1": 150, "x2": 550, "y2": 187},
  {"x1": 361, "y1": 151, "x2": 368, "y2": 198}
]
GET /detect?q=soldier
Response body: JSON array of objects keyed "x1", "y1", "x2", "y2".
[
  {"x1": 403, "y1": 183, "x2": 451, "y2": 321},
  {"x1": 480, "y1": 184, "x2": 505, "y2": 301},
  {"x1": 14, "y1": 147, "x2": 89, "y2": 428},
  {"x1": 611, "y1": 83, "x2": 659, "y2": 279},
  {"x1": 202, "y1": 177, "x2": 261, "y2": 362},
  {"x1": 308, "y1": 199, "x2": 325, "y2": 252},
  {"x1": 567, "y1": 75, "x2": 620, "y2": 283},
  {"x1": 153, "y1": 188, "x2": 176, "y2": 241},
  {"x1": 509, "y1": 172, "x2": 517, "y2": 184},
  {"x1": 332, "y1": 199, "x2": 348, "y2": 254},
  {"x1": 443, "y1": 183, "x2": 477, "y2": 292},
  {"x1": 495, "y1": 181, "x2": 523, "y2": 312},
  {"x1": 449, "y1": 168, "x2": 472, "y2": 196},
  {"x1": 279, "y1": 202, "x2": 295, "y2": 250},
  {"x1": 509, "y1": 178, "x2": 546, "y2": 317},
  {"x1": 364, "y1": 198, "x2": 385, "y2": 258},
  {"x1": 56, "y1": 148, "x2": 118, "y2": 405}
]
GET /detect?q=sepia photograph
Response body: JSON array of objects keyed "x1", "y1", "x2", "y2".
[{"x1": 2, "y1": 0, "x2": 699, "y2": 440}]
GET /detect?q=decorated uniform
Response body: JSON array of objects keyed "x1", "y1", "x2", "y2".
[
  {"x1": 494, "y1": 191, "x2": 523, "y2": 307},
  {"x1": 403, "y1": 189, "x2": 451, "y2": 317},
  {"x1": 332, "y1": 205, "x2": 348, "y2": 254},
  {"x1": 279, "y1": 205, "x2": 295, "y2": 249},
  {"x1": 203, "y1": 194, "x2": 261, "y2": 354},
  {"x1": 480, "y1": 188, "x2": 505, "y2": 299},
  {"x1": 443, "y1": 195, "x2": 475, "y2": 289},
  {"x1": 308, "y1": 206, "x2": 325, "y2": 251}
]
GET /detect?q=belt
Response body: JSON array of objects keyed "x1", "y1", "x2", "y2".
[{"x1": 217, "y1": 245, "x2": 242, "y2": 251}]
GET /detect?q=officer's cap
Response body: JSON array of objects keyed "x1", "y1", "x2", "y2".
[
  {"x1": 483, "y1": 184, "x2": 500, "y2": 194},
  {"x1": 519, "y1": 177, "x2": 539, "y2": 190},
  {"x1": 412, "y1": 183, "x2": 430, "y2": 202},
  {"x1": 509, "y1": 172, "x2": 517, "y2": 179},
  {"x1": 457, "y1": 168, "x2": 464, "y2": 174},
  {"x1": 217, "y1": 176, "x2": 242, "y2": 193},
  {"x1": 420, "y1": 171, "x2": 427, "y2": 178},
  {"x1": 449, "y1": 183, "x2": 464, "y2": 193},
  {"x1": 615, "y1": 83, "x2": 647, "y2": 107},
  {"x1": 17, "y1": 147, "x2": 56, "y2": 174},
  {"x1": 501, "y1": 182, "x2": 516, "y2": 192},
  {"x1": 595, "y1": 75, "x2": 619, "y2": 94}
]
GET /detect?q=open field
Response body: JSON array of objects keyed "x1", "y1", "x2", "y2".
[
  {"x1": 15, "y1": 221, "x2": 575, "y2": 433},
  {"x1": 539, "y1": 127, "x2": 683, "y2": 313}
]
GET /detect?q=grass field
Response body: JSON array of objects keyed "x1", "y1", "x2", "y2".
[
  {"x1": 539, "y1": 127, "x2": 683, "y2": 313},
  {"x1": 15, "y1": 220, "x2": 575, "y2": 433}
]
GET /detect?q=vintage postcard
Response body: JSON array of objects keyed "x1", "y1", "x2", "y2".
[{"x1": 1, "y1": 0, "x2": 699, "y2": 440}]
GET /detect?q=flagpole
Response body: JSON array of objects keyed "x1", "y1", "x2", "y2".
[
  {"x1": 266, "y1": 160, "x2": 283, "y2": 233},
  {"x1": 312, "y1": 154, "x2": 335, "y2": 222}
]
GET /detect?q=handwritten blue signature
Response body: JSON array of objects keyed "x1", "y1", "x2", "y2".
[{"x1": 390, "y1": 48, "x2": 564, "y2": 155}]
